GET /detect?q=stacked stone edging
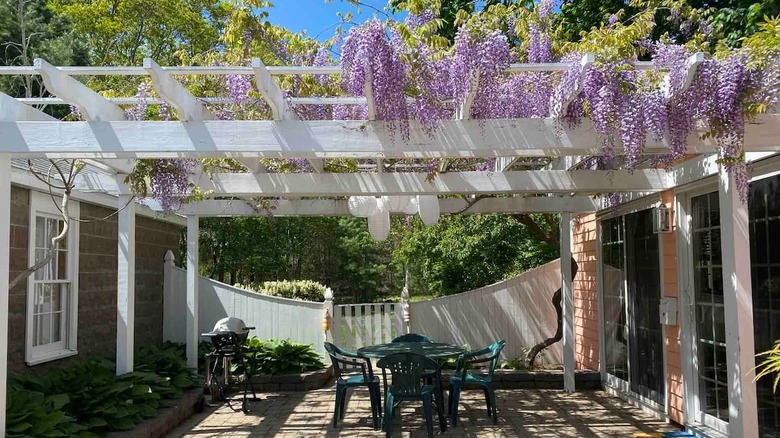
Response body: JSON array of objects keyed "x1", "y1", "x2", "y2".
[
  {"x1": 439, "y1": 369, "x2": 601, "y2": 390},
  {"x1": 242, "y1": 366, "x2": 333, "y2": 392},
  {"x1": 105, "y1": 388, "x2": 204, "y2": 438}
]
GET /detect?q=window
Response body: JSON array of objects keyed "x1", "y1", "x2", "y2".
[
  {"x1": 690, "y1": 191, "x2": 729, "y2": 428},
  {"x1": 26, "y1": 192, "x2": 79, "y2": 365}
]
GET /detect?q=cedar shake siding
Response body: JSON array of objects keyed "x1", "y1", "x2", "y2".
[{"x1": 8, "y1": 186, "x2": 181, "y2": 373}]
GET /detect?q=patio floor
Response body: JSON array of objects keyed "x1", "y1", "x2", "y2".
[{"x1": 167, "y1": 384, "x2": 680, "y2": 437}]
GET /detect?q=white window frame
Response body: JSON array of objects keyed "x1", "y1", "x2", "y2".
[
  {"x1": 26, "y1": 191, "x2": 79, "y2": 365},
  {"x1": 676, "y1": 180, "x2": 730, "y2": 435}
]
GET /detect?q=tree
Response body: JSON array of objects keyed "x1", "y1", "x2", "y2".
[
  {"x1": 50, "y1": 0, "x2": 233, "y2": 65},
  {"x1": 0, "y1": 0, "x2": 88, "y2": 106},
  {"x1": 556, "y1": 0, "x2": 780, "y2": 49},
  {"x1": 397, "y1": 214, "x2": 557, "y2": 297},
  {"x1": 8, "y1": 160, "x2": 81, "y2": 290}
]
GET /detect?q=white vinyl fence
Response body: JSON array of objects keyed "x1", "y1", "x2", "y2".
[
  {"x1": 410, "y1": 259, "x2": 562, "y2": 363},
  {"x1": 163, "y1": 254, "x2": 325, "y2": 357},
  {"x1": 163, "y1": 253, "x2": 562, "y2": 363},
  {"x1": 331, "y1": 303, "x2": 405, "y2": 351}
]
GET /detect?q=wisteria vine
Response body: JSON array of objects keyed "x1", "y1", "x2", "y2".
[{"x1": 123, "y1": 8, "x2": 780, "y2": 210}]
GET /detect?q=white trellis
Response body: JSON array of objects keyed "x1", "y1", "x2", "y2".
[{"x1": 0, "y1": 55, "x2": 776, "y2": 437}]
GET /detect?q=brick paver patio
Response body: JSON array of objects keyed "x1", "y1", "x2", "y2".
[{"x1": 168, "y1": 384, "x2": 680, "y2": 437}]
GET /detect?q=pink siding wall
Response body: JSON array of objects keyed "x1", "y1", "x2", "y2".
[
  {"x1": 572, "y1": 191, "x2": 684, "y2": 425},
  {"x1": 573, "y1": 213, "x2": 599, "y2": 371},
  {"x1": 660, "y1": 191, "x2": 684, "y2": 425}
]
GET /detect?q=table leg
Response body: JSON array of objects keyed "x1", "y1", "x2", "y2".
[{"x1": 435, "y1": 372, "x2": 447, "y2": 432}]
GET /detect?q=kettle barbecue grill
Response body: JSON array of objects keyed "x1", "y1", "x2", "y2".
[{"x1": 202, "y1": 317, "x2": 260, "y2": 413}]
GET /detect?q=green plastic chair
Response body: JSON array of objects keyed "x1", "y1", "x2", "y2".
[
  {"x1": 323, "y1": 342, "x2": 381, "y2": 430},
  {"x1": 391, "y1": 333, "x2": 433, "y2": 343},
  {"x1": 448, "y1": 340, "x2": 506, "y2": 426},
  {"x1": 377, "y1": 352, "x2": 445, "y2": 438}
]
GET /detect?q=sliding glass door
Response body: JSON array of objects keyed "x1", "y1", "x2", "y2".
[
  {"x1": 601, "y1": 209, "x2": 664, "y2": 405},
  {"x1": 749, "y1": 175, "x2": 780, "y2": 436}
]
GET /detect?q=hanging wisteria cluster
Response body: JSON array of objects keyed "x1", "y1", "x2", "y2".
[
  {"x1": 124, "y1": 82, "x2": 197, "y2": 211},
  {"x1": 335, "y1": 10, "x2": 779, "y2": 202},
  {"x1": 126, "y1": 4, "x2": 780, "y2": 210}
]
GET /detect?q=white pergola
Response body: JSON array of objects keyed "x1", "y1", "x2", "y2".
[{"x1": 0, "y1": 55, "x2": 776, "y2": 436}]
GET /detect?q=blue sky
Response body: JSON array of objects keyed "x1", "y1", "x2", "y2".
[{"x1": 266, "y1": 0, "x2": 402, "y2": 41}]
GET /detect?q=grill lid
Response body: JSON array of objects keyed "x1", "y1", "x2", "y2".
[{"x1": 210, "y1": 317, "x2": 250, "y2": 335}]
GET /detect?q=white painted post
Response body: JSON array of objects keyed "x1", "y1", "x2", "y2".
[
  {"x1": 561, "y1": 212, "x2": 576, "y2": 392},
  {"x1": 116, "y1": 193, "x2": 135, "y2": 375},
  {"x1": 186, "y1": 216, "x2": 200, "y2": 369},
  {"x1": 0, "y1": 155, "x2": 12, "y2": 436},
  {"x1": 162, "y1": 250, "x2": 175, "y2": 342},
  {"x1": 401, "y1": 273, "x2": 411, "y2": 335},
  {"x1": 323, "y1": 288, "x2": 333, "y2": 344},
  {"x1": 718, "y1": 170, "x2": 758, "y2": 437}
]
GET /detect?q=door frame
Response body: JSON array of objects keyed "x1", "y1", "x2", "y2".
[
  {"x1": 597, "y1": 197, "x2": 667, "y2": 415},
  {"x1": 676, "y1": 182, "x2": 731, "y2": 434}
]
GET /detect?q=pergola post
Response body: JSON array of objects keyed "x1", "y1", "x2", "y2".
[
  {"x1": 0, "y1": 155, "x2": 11, "y2": 435},
  {"x1": 116, "y1": 192, "x2": 136, "y2": 374},
  {"x1": 718, "y1": 170, "x2": 758, "y2": 437},
  {"x1": 186, "y1": 216, "x2": 200, "y2": 369},
  {"x1": 560, "y1": 212, "x2": 575, "y2": 392}
]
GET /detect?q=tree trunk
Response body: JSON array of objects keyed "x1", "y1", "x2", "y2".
[
  {"x1": 526, "y1": 256, "x2": 579, "y2": 367},
  {"x1": 509, "y1": 213, "x2": 580, "y2": 367}
]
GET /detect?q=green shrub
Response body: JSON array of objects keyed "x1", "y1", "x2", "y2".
[
  {"x1": 499, "y1": 357, "x2": 529, "y2": 371},
  {"x1": 134, "y1": 342, "x2": 200, "y2": 398},
  {"x1": 6, "y1": 385, "x2": 93, "y2": 438},
  {"x1": 11, "y1": 360, "x2": 160, "y2": 434},
  {"x1": 236, "y1": 280, "x2": 327, "y2": 302},
  {"x1": 7, "y1": 343, "x2": 199, "y2": 437},
  {"x1": 234, "y1": 338, "x2": 325, "y2": 376}
]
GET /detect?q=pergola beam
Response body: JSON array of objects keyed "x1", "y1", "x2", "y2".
[
  {"x1": 74, "y1": 169, "x2": 668, "y2": 196},
  {"x1": 252, "y1": 58, "x2": 322, "y2": 172},
  {"x1": 458, "y1": 70, "x2": 479, "y2": 120},
  {"x1": 6, "y1": 116, "x2": 780, "y2": 158},
  {"x1": 34, "y1": 59, "x2": 125, "y2": 121},
  {"x1": 0, "y1": 92, "x2": 57, "y2": 122},
  {"x1": 144, "y1": 58, "x2": 213, "y2": 122},
  {"x1": 177, "y1": 196, "x2": 599, "y2": 216},
  {"x1": 554, "y1": 54, "x2": 594, "y2": 117},
  {"x1": 194, "y1": 170, "x2": 669, "y2": 196}
]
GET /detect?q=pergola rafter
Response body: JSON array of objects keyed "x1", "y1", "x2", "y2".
[{"x1": 0, "y1": 56, "x2": 778, "y2": 435}]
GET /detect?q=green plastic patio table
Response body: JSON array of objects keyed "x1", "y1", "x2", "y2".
[{"x1": 357, "y1": 342, "x2": 467, "y2": 431}]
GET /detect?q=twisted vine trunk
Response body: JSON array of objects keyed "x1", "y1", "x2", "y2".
[
  {"x1": 526, "y1": 256, "x2": 579, "y2": 367},
  {"x1": 8, "y1": 188, "x2": 71, "y2": 290},
  {"x1": 510, "y1": 213, "x2": 579, "y2": 367}
]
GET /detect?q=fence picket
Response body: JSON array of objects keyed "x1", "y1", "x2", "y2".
[
  {"x1": 372, "y1": 304, "x2": 381, "y2": 344},
  {"x1": 393, "y1": 303, "x2": 403, "y2": 338},
  {"x1": 363, "y1": 304, "x2": 372, "y2": 348},
  {"x1": 333, "y1": 305, "x2": 343, "y2": 347},
  {"x1": 382, "y1": 304, "x2": 392, "y2": 342},
  {"x1": 344, "y1": 306, "x2": 354, "y2": 351},
  {"x1": 355, "y1": 306, "x2": 364, "y2": 349}
]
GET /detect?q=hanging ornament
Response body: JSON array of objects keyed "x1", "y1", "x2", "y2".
[
  {"x1": 382, "y1": 195, "x2": 415, "y2": 213},
  {"x1": 403, "y1": 197, "x2": 419, "y2": 215},
  {"x1": 368, "y1": 197, "x2": 390, "y2": 240},
  {"x1": 348, "y1": 196, "x2": 378, "y2": 217},
  {"x1": 417, "y1": 195, "x2": 440, "y2": 226}
]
